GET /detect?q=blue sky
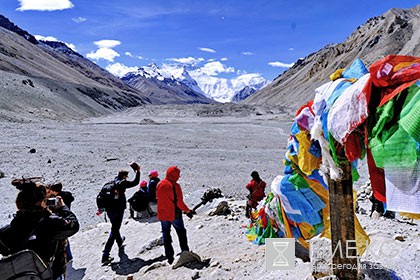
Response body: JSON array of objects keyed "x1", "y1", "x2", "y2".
[{"x1": 1, "y1": 0, "x2": 419, "y2": 81}]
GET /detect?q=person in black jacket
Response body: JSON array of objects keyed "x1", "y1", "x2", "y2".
[
  {"x1": 50, "y1": 182, "x2": 74, "y2": 209},
  {"x1": 0, "y1": 179, "x2": 79, "y2": 280},
  {"x1": 102, "y1": 162, "x2": 140, "y2": 264},
  {"x1": 50, "y1": 182, "x2": 75, "y2": 264},
  {"x1": 147, "y1": 170, "x2": 160, "y2": 203},
  {"x1": 147, "y1": 170, "x2": 160, "y2": 215}
]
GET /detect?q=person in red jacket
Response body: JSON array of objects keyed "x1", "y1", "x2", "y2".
[
  {"x1": 245, "y1": 171, "x2": 266, "y2": 218},
  {"x1": 156, "y1": 166, "x2": 195, "y2": 264}
]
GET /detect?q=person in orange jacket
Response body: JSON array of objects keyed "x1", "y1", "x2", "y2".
[
  {"x1": 156, "y1": 166, "x2": 195, "y2": 264},
  {"x1": 245, "y1": 171, "x2": 266, "y2": 218}
]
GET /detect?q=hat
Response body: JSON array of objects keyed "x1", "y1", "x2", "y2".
[
  {"x1": 149, "y1": 170, "x2": 159, "y2": 177},
  {"x1": 251, "y1": 171, "x2": 260, "y2": 181},
  {"x1": 50, "y1": 182, "x2": 63, "y2": 192},
  {"x1": 140, "y1": 180, "x2": 148, "y2": 188},
  {"x1": 117, "y1": 170, "x2": 129, "y2": 180}
]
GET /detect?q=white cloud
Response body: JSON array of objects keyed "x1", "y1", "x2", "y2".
[
  {"x1": 72, "y1": 17, "x2": 86, "y2": 23},
  {"x1": 106, "y1": 63, "x2": 138, "y2": 78},
  {"x1": 35, "y1": 35, "x2": 77, "y2": 51},
  {"x1": 268, "y1": 61, "x2": 294, "y2": 68},
  {"x1": 87, "y1": 40, "x2": 121, "y2": 62},
  {"x1": 199, "y1": 61, "x2": 234, "y2": 76},
  {"x1": 288, "y1": 48, "x2": 295, "y2": 51},
  {"x1": 169, "y1": 57, "x2": 204, "y2": 65},
  {"x1": 125, "y1": 52, "x2": 133, "y2": 57},
  {"x1": 199, "y1": 47, "x2": 216, "y2": 53},
  {"x1": 220, "y1": 57, "x2": 228, "y2": 61},
  {"x1": 137, "y1": 56, "x2": 144, "y2": 60},
  {"x1": 87, "y1": 48, "x2": 120, "y2": 62},
  {"x1": 17, "y1": 0, "x2": 74, "y2": 11},
  {"x1": 241, "y1": 52, "x2": 254, "y2": 56},
  {"x1": 94, "y1": 40, "x2": 121, "y2": 48}
]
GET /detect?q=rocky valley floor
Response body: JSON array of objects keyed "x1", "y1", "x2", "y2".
[{"x1": 0, "y1": 105, "x2": 418, "y2": 279}]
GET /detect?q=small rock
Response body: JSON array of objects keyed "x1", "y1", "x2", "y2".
[
  {"x1": 371, "y1": 211, "x2": 381, "y2": 220},
  {"x1": 196, "y1": 224, "x2": 204, "y2": 230},
  {"x1": 143, "y1": 262, "x2": 166, "y2": 273},
  {"x1": 0, "y1": 169, "x2": 4, "y2": 178},
  {"x1": 394, "y1": 235, "x2": 406, "y2": 242},
  {"x1": 47, "y1": 159, "x2": 51, "y2": 164},
  {"x1": 172, "y1": 251, "x2": 201, "y2": 269},
  {"x1": 191, "y1": 271, "x2": 200, "y2": 280},
  {"x1": 210, "y1": 261, "x2": 219, "y2": 267},
  {"x1": 29, "y1": 148, "x2": 36, "y2": 153}
]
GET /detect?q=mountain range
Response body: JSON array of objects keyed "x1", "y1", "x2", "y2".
[
  {"x1": 0, "y1": 14, "x2": 214, "y2": 121},
  {"x1": 120, "y1": 63, "x2": 269, "y2": 103},
  {"x1": 244, "y1": 5, "x2": 420, "y2": 110},
  {"x1": 1, "y1": 5, "x2": 420, "y2": 120}
]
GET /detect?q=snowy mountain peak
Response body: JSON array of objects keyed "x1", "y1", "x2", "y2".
[
  {"x1": 123, "y1": 63, "x2": 269, "y2": 103},
  {"x1": 126, "y1": 63, "x2": 173, "y2": 81}
]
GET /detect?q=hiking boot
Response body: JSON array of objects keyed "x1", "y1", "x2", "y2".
[
  {"x1": 167, "y1": 256, "x2": 174, "y2": 265},
  {"x1": 101, "y1": 256, "x2": 114, "y2": 265},
  {"x1": 383, "y1": 210, "x2": 396, "y2": 219},
  {"x1": 369, "y1": 196, "x2": 384, "y2": 217}
]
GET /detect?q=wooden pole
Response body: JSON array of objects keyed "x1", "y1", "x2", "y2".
[{"x1": 328, "y1": 161, "x2": 358, "y2": 279}]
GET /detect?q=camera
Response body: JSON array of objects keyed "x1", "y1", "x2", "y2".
[
  {"x1": 129, "y1": 162, "x2": 139, "y2": 171},
  {"x1": 45, "y1": 198, "x2": 57, "y2": 207}
]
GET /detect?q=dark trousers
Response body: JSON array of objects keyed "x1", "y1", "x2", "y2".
[
  {"x1": 103, "y1": 210, "x2": 124, "y2": 256},
  {"x1": 160, "y1": 218, "x2": 189, "y2": 260}
]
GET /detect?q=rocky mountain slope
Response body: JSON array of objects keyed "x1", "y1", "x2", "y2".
[
  {"x1": 0, "y1": 16, "x2": 153, "y2": 121},
  {"x1": 244, "y1": 5, "x2": 420, "y2": 110},
  {"x1": 0, "y1": 15, "x2": 213, "y2": 121}
]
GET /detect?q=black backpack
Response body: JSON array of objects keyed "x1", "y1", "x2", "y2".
[
  {"x1": 0, "y1": 249, "x2": 53, "y2": 280},
  {"x1": 96, "y1": 180, "x2": 118, "y2": 211},
  {"x1": 128, "y1": 191, "x2": 150, "y2": 212}
]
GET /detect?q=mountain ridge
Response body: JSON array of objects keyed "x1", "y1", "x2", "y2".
[
  {"x1": 121, "y1": 63, "x2": 269, "y2": 103},
  {"x1": 0, "y1": 14, "x2": 216, "y2": 121},
  {"x1": 243, "y1": 5, "x2": 420, "y2": 110}
]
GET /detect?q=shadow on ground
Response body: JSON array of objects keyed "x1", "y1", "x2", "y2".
[
  {"x1": 110, "y1": 248, "x2": 166, "y2": 275},
  {"x1": 66, "y1": 261, "x2": 87, "y2": 280},
  {"x1": 360, "y1": 261, "x2": 401, "y2": 280}
]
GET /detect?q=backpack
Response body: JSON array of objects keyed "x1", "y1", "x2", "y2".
[
  {"x1": 96, "y1": 180, "x2": 118, "y2": 211},
  {"x1": 0, "y1": 249, "x2": 53, "y2": 280},
  {"x1": 128, "y1": 191, "x2": 150, "y2": 212}
]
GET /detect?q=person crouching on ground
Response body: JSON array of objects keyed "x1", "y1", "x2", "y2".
[
  {"x1": 101, "y1": 162, "x2": 140, "y2": 265},
  {"x1": 0, "y1": 179, "x2": 79, "y2": 280},
  {"x1": 245, "y1": 171, "x2": 266, "y2": 219},
  {"x1": 129, "y1": 180, "x2": 155, "y2": 218},
  {"x1": 156, "y1": 166, "x2": 195, "y2": 264}
]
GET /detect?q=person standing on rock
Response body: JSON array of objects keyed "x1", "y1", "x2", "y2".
[
  {"x1": 156, "y1": 166, "x2": 195, "y2": 264},
  {"x1": 101, "y1": 162, "x2": 140, "y2": 265},
  {"x1": 245, "y1": 171, "x2": 266, "y2": 219}
]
